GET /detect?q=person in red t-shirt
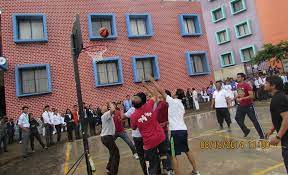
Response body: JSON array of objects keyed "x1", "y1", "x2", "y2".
[
  {"x1": 235, "y1": 73, "x2": 265, "y2": 139},
  {"x1": 72, "y1": 105, "x2": 81, "y2": 140},
  {"x1": 113, "y1": 102, "x2": 139, "y2": 159},
  {"x1": 131, "y1": 92, "x2": 167, "y2": 175}
]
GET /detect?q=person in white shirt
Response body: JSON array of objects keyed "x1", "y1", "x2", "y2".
[
  {"x1": 149, "y1": 77, "x2": 200, "y2": 175},
  {"x1": 192, "y1": 88, "x2": 200, "y2": 110},
  {"x1": 211, "y1": 81, "x2": 232, "y2": 130},
  {"x1": 42, "y1": 105, "x2": 54, "y2": 147},
  {"x1": 18, "y1": 106, "x2": 30, "y2": 158},
  {"x1": 52, "y1": 108, "x2": 62, "y2": 142},
  {"x1": 122, "y1": 106, "x2": 147, "y2": 175},
  {"x1": 100, "y1": 103, "x2": 120, "y2": 175}
]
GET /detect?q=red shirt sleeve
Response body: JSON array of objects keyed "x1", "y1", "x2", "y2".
[
  {"x1": 245, "y1": 83, "x2": 252, "y2": 92},
  {"x1": 130, "y1": 113, "x2": 137, "y2": 130},
  {"x1": 145, "y1": 100, "x2": 155, "y2": 112}
]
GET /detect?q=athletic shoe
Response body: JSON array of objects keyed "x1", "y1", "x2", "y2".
[
  {"x1": 167, "y1": 170, "x2": 175, "y2": 175},
  {"x1": 19, "y1": 141, "x2": 22, "y2": 144},
  {"x1": 228, "y1": 126, "x2": 231, "y2": 132},
  {"x1": 44, "y1": 146, "x2": 48, "y2": 149},
  {"x1": 32, "y1": 150, "x2": 35, "y2": 153},
  {"x1": 218, "y1": 126, "x2": 224, "y2": 131},
  {"x1": 244, "y1": 129, "x2": 251, "y2": 137},
  {"x1": 192, "y1": 170, "x2": 200, "y2": 175},
  {"x1": 133, "y1": 153, "x2": 139, "y2": 160}
]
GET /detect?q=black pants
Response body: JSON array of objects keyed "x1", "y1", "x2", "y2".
[
  {"x1": 0, "y1": 135, "x2": 7, "y2": 151},
  {"x1": 67, "y1": 125, "x2": 74, "y2": 141},
  {"x1": 281, "y1": 140, "x2": 288, "y2": 173},
  {"x1": 144, "y1": 141, "x2": 168, "y2": 175},
  {"x1": 18, "y1": 128, "x2": 22, "y2": 142},
  {"x1": 55, "y1": 124, "x2": 62, "y2": 142},
  {"x1": 216, "y1": 108, "x2": 231, "y2": 127},
  {"x1": 74, "y1": 124, "x2": 81, "y2": 139},
  {"x1": 101, "y1": 135, "x2": 120, "y2": 175},
  {"x1": 45, "y1": 125, "x2": 54, "y2": 146},
  {"x1": 30, "y1": 132, "x2": 45, "y2": 150},
  {"x1": 188, "y1": 97, "x2": 194, "y2": 109},
  {"x1": 89, "y1": 119, "x2": 96, "y2": 136},
  {"x1": 8, "y1": 133, "x2": 14, "y2": 144},
  {"x1": 235, "y1": 105, "x2": 265, "y2": 138},
  {"x1": 82, "y1": 119, "x2": 89, "y2": 136},
  {"x1": 133, "y1": 137, "x2": 147, "y2": 175}
]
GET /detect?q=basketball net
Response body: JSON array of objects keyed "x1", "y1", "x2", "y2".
[{"x1": 83, "y1": 44, "x2": 107, "y2": 62}]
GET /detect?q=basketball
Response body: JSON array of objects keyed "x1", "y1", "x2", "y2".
[{"x1": 99, "y1": 27, "x2": 109, "y2": 38}]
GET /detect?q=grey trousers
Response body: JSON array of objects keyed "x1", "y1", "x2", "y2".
[{"x1": 22, "y1": 130, "x2": 30, "y2": 157}]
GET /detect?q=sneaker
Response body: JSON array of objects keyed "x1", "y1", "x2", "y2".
[
  {"x1": 192, "y1": 170, "x2": 200, "y2": 175},
  {"x1": 218, "y1": 126, "x2": 224, "y2": 131},
  {"x1": 133, "y1": 153, "x2": 139, "y2": 160},
  {"x1": 44, "y1": 146, "x2": 48, "y2": 149},
  {"x1": 227, "y1": 126, "x2": 232, "y2": 132},
  {"x1": 32, "y1": 150, "x2": 35, "y2": 153},
  {"x1": 244, "y1": 129, "x2": 251, "y2": 137},
  {"x1": 167, "y1": 170, "x2": 175, "y2": 175},
  {"x1": 19, "y1": 141, "x2": 22, "y2": 144}
]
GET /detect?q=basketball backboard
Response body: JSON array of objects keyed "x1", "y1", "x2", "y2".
[{"x1": 71, "y1": 14, "x2": 83, "y2": 57}]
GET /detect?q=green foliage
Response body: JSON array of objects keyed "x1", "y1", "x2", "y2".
[{"x1": 252, "y1": 40, "x2": 288, "y2": 64}]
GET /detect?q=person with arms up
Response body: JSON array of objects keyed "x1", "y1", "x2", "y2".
[
  {"x1": 211, "y1": 81, "x2": 232, "y2": 131},
  {"x1": 64, "y1": 109, "x2": 74, "y2": 142},
  {"x1": 113, "y1": 102, "x2": 138, "y2": 159},
  {"x1": 122, "y1": 105, "x2": 147, "y2": 175},
  {"x1": 264, "y1": 76, "x2": 288, "y2": 173},
  {"x1": 149, "y1": 76, "x2": 200, "y2": 175},
  {"x1": 100, "y1": 102, "x2": 120, "y2": 175},
  {"x1": 42, "y1": 105, "x2": 54, "y2": 147},
  {"x1": 130, "y1": 91, "x2": 168, "y2": 175},
  {"x1": 18, "y1": 106, "x2": 30, "y2": 158},
  {"x1": 88, "y1": 105, "x2": 96, "y2": 136},
  {"x1": 235, "y1": 73, "x2": 265, "y2": 139},
  {"x1": 29, "y1": 113, "x2": 47, "y2": 152}
]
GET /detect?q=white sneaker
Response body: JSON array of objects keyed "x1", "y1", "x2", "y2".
[
  {"x1": 133, "y1": 153, "x2": 139, "y2": 160},
  {"x1": 167, "y1": 170, "x2": 175, "y2": 175},
  {"x1": 192, "y1": 170, "x2": 200, "y2": 175}
]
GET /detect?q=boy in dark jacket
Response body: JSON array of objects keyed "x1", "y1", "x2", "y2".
[
  {"x1": 7, "y1": 118, "x2": 15, "y2": 144},
  {"x1": 29, "y1": 113, "x2": 47, "y2": 152}
]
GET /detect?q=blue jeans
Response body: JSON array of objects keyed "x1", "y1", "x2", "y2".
[{"x1": 115, "y1": 132, "x2": 136, "y2": 154}]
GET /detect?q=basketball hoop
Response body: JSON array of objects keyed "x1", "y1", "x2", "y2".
[{"x1": 83, "y1": 44, "x2": 107, "y2": 62}]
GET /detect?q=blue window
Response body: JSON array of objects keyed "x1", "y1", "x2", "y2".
[
  {"x1": 215, "y1": 28, "x2": 230, "y2": 45},
  {"x1": 125, "y1": 14, "x2": 153, "y2": 38},
  {"x1": 93, "y1": 57, "x2": 124, "y2": 87},
  {"x1": 12, "y1": 14, "x2": 48, "y2": 43},
  {"x1": 211, "y1": 6, "x2": 226, "y2": 23},
  {"x1": 234, "y1": 20, "x2": 252, "y2": 39},
  {"x1": 220, "y1": 51, "x2": 236, "y2": 67},
  {"x1": 230, "y1": 0, "x2": 247, "y2": 15},
  {"x1": 179, "y1": 14, "x2": 202, "y2": 36},
  {"x1": 88, "y1": 13, "x2": 117, "y2": 40},
  {"x1": 240, "y1": 45, "x2": 256, "y2": 62},
  {"x1": 185, "y1": 51, "x2": 210, "y2": 76},
  {"x1": 131, "y1": 55, "x2": 160, "y2": 82},
  {"x1": 15, "y1": 64, "x2": 52, "y2": 97}
]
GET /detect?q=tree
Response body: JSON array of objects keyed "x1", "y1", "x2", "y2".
[{"x1": 252, "y1": 40, "x2": 288, "y2": 65}]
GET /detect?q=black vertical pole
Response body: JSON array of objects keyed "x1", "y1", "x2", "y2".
[{"x1": 71, "y1": 34, "x2": 92, "y2": 175}]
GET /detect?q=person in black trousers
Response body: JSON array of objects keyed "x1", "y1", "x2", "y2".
[
  {"x1": 7, "y1": 118, "x2": 15, "y2": 144},
  {"x1": 88, "y1": 105, "x2": 96, "y2": 136},
  {"x1": 29, "y1": 113, "x2": 47, "y2": 152},
  {"x1": 83, "y1": 103, "x2": 90, "y2": 137},
  {"x1": 64, "y1": 109, "x2": 74, "y2": 142},
  {"x1": 186, "y1": 88, "x2": 194, "y2": 109}
]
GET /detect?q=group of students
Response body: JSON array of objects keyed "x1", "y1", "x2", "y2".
[{"x1": 100, "y1": 76, "x2": 200, "y2": 175}]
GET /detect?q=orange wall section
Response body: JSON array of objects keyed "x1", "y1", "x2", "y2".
[{"x1": 255, "y1": 0, "x2": 288, "y2": 44}]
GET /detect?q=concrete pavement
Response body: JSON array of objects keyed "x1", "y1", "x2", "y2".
[{"x1": 0, "y1": 102, "x2": 287, "y2": 175}]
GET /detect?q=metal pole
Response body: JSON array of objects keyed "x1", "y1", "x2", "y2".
[{"x1": 71, "y1": 34, "x2": 92, "y2": 175}]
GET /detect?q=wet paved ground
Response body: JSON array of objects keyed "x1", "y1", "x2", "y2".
[{"x1": 0, "y1": 104, "x2": 287, "y2": 175}]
